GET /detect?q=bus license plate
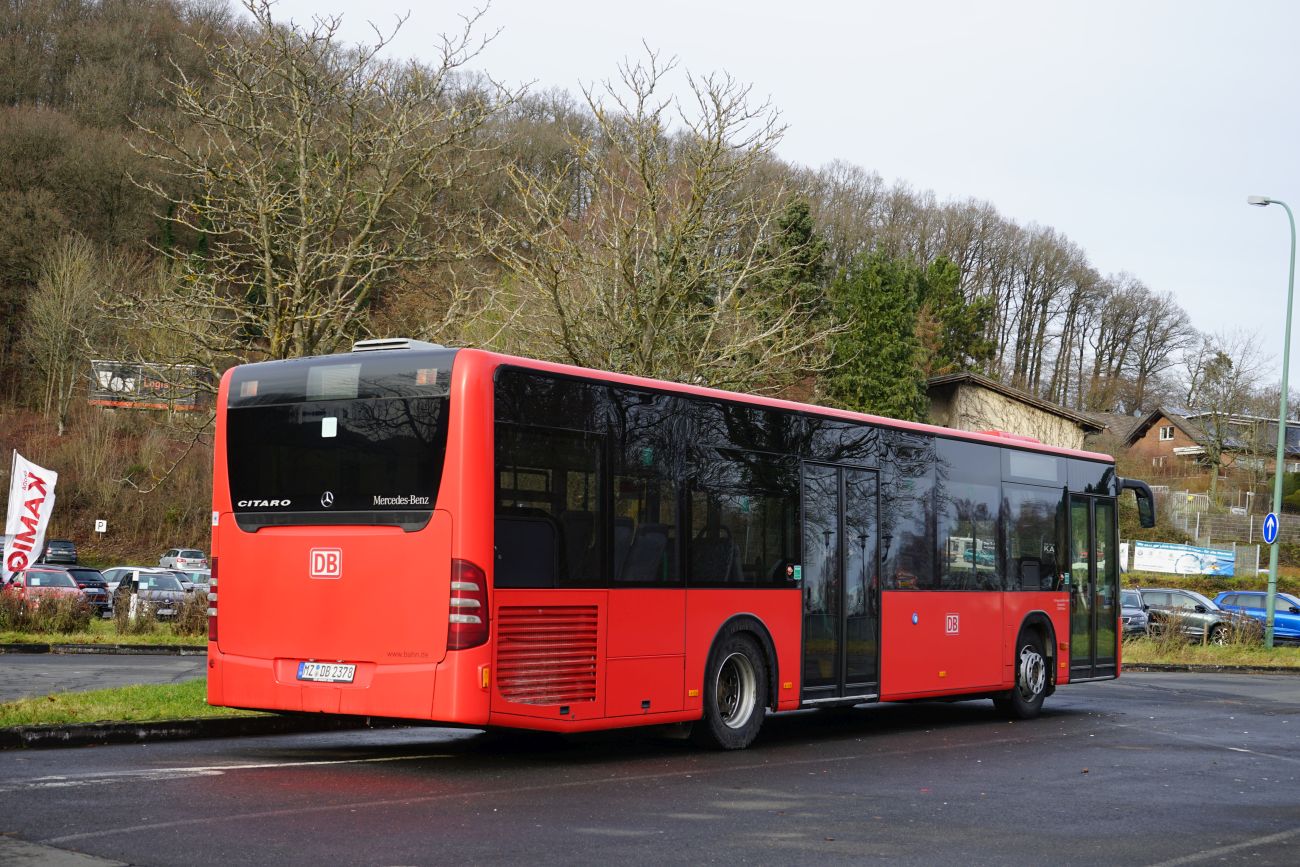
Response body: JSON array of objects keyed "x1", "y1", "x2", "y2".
[{"x1": 297, "y1": 662, "x2": 355, "y2": 683}]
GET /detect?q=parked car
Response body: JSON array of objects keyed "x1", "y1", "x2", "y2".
[
  {"x1": 1136, "y1": 587, "x2": 1262, "y2": 644},
  {"x1": 170, "y1": 569, "x2": 211, "y2": 592},
  {"x1": 2, "y1": 567, "x2": 87, "y2": 608},
  {"x1": 101, "y1": 566, "x2": 151, "y2": 598},
  {"x1": 112, "y1": 569, "x2": 187, "y2": 619},
  {"x1": 33, "y1": 565, "x2": 111, "y2": 617},
  {"x1": 160, "y1": 548, "x2": 208, "y2": 570},
  {"x1": 1120, "y1": 589, "x2": 1149, "y2": 636},
  {"x1": 41, "y1": 539, "x2": 78, "y2": 565},
  {"x1": 1214, "y1": 591, "x2": 1300, "y2": 643}
]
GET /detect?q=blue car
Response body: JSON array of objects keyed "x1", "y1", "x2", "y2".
[{"x1": 1213, "y1": 591, "x2": 1300, "y2": 642}]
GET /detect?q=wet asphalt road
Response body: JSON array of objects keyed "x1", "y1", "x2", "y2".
[
  {"x1": 0, "y1": 653, "x2": 206, "y2": 703},
  {"x1": 0, "y1": 671, "x2": 1297, "y2": 866}
]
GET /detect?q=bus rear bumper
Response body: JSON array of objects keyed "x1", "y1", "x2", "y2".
[{"x1": 208, "y1": 647, "x2": 442, "y2": 720}]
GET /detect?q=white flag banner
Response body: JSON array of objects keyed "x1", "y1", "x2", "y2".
[{"x1": 2, "y1": 451, "x2": 59, "y2": 584}]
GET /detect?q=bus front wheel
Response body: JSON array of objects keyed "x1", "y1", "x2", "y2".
[
  {"x1": 692, "y1": 632, "x2": 768, "y2": 750},
  {"x1": 994, "y1": 632, "x2": 1047, "y2": 719}
]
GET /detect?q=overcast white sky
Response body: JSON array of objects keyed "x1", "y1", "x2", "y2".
[{"x1": 268, "y1": 0, "x2": 1300, "y2": 387}]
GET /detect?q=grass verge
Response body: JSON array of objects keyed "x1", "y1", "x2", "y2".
[
  {"x1": 0, "y1": 616, "x2": 206, "y2": 647},
  {"x1": 1123, "y1": 636, "x2": 1300, "y2": 668},
  {"x1": 0, "y1": 679, "x2": 262, "y2": 728}
]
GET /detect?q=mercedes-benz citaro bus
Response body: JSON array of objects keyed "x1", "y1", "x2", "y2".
[{"x1": 208, "y1": 338, "x2": 1156, "y2": 749}]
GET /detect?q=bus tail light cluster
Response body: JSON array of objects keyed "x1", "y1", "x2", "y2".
[
  {"x1": 207, "y1": 557, "x2": 218, "y2": 643},
  {"x1": 447, "y1": 559, "x2": 488, "y2": 650}
]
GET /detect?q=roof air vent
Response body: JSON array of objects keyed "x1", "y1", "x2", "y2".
[{"x1": 351, "y1": 337, "x2": 443, "y2": 353}]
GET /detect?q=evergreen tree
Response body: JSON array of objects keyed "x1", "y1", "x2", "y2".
[
  {"x1": 821, "y1": 252, "x2": 929, "y2": 421},
  {"x1": 914, "y1": 256, "x2": 995, "y2": 377}
]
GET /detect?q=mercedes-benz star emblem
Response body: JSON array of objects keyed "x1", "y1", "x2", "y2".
[{"x1": 321, "y1": 491, "x2": 335, "y2": 508}]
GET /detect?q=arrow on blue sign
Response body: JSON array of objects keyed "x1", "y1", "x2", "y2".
[{"x1": 1263, "y1": 512, "x2": 1280, "y2": 545}]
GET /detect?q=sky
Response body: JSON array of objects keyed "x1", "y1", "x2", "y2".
[{"x1": 266, "y1": 0, "x2": 1300, "y2": 387}]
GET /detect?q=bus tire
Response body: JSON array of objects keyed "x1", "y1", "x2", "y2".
[
  {"x1": 994, "y1": 632, "x2": 1047, "y2": 719},
  {"x1": 692, "y1": 632, "x2": 768, "y2": 750}
]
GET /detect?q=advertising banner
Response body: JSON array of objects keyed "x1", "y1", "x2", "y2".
[
  {"x1": 1132, "y1": 540, "x2": 1234, "y2": 577},
  {"x1": 88, "y1": 360, "x2": 208, "y2": 411},
  {"x1": 2, "y1": 451, "x2": 59, "y2": 584}
]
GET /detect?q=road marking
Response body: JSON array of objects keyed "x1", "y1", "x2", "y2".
[
  {"x1": 0, "y1": 754, "x2": 454, "y2": 795},
  {"x1": 1146, "y1": 826, "x2": 1300, "y2": 866}
]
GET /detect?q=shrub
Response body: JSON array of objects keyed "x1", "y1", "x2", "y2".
[
  {"x1": 0, "y1": 591, "x2": 92, "y2": 634},
  {"x1": 0, "y1": 590, "x2": 30, "y2": 631},
  {"x1": 30, "y1": 593, "x2": 94, "y2": 634},
  {"x1": 172, "y1": 590, "x2": 208, "y2": 638},
  {"x1": 113, "y1": 595, "x2": 158, "y2": 636}
]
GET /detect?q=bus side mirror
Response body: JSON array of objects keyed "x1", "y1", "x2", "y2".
[{"x1": 1120, "y1": 478, "x2": 1156, "y2": 529}]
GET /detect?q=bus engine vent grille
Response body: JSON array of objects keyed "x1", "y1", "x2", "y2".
[{"x1": 496, "y1": 606, "x2": 599, "y2": 705}]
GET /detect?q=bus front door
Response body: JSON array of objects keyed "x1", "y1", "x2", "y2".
[
  {"x1": 801, "y1": 463, "x2": 880, "y2": 703},
  {"x1": 1069, "y1": 496, "x2": 1119, "y2": 680}
]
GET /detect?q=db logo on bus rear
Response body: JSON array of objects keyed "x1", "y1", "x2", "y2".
[{"x1": 310, "y1": 548, "x2": 342, "y2": 579}]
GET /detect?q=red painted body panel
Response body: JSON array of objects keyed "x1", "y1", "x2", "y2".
[
  {"x1": 880, "y1": 591, "x2": 1070, "y2": 700},
  {"x1": 211, "y1": 347, "x2": 1112, "y2": 734}
]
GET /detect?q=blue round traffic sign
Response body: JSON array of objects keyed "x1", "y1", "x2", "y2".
[{"x1": 1263, "y1": 512, "x2": 1280, "y2": 545}]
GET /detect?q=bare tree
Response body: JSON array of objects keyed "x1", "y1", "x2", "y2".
[
  {"x1": 20, "y1": 233, "x2": 105, "y2": 435},
  {"x1": 491, "y1": 50, "x2": 838, "y2": 393},
  {"x1": 1187, "y1": 330, "x2": 1268, "y2": 504},
  {"x1": 122, "y1": 0, "x2": 518, "y2": 370}
]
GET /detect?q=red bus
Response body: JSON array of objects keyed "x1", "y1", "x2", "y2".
[{"x1": 208, "y1": 339, "x2": 1155, "y2": 749}]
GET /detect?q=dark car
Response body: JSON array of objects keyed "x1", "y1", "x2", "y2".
[
  {"x1": 49, "y1": 565, "x2": 111, "y2": 617},
  {"x1": 1120, "y1": 588, "x2": 1149, "y2": 636},
  {"x1": 41, "y1": 539, "x2": 78, "y2": 565},
  {"x1": 1136, "y1": 587, "x2": 1261, "y2": 645},
  {"x1": 1214, "y1": 591, "x2": 1300, "y2": 643},
  {"x1": 112, "y1": 569, "x2": 187, "y2": 619}
]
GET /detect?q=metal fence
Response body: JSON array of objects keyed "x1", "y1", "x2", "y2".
[{"x1": 1162, "y1": 488, "x2": 1300, "y2": 547}]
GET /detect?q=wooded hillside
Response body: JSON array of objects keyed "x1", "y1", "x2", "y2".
[{"x1": 0, "y1": 0, "x2": 1281, "y2": 557}]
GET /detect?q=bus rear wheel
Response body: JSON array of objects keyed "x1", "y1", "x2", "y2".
[
  {"x1": 994, "y1": 633, "x2": 1047, "y2": 719},
  {"x1": 692, "y1": 633, "x2": 768, "y2": 750}
]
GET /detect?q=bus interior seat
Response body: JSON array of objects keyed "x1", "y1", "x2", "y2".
[
  {"x1": 692, "y1": 534, "x2": 742, "y2": 582},
  {"x1": 559, "y1": 510, "x2": 596, "y2": 579},
  {"x1": 612, "y1": 517, "x2": 634, "y2": 579},
  {"x1": 619, "y1": 523, "x2": 668, "y2": 582},
  {"x1": 494, "y1": 511, "x2": 560, "y2": 588},
  {"x1": 1016, "y1": 557, "x2": 1042, "y2": 591}
]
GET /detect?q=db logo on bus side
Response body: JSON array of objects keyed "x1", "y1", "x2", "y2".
[{"x1": 310, "y1": 548, "x2": 342, "y2": 579}]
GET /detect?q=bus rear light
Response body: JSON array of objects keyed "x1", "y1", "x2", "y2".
[
  {"x1": 447, "y1": 559, "x2": 488, "y2": 650},
  {"x1": 208, "y1": 557, "x2": 218, "y2": 643}
]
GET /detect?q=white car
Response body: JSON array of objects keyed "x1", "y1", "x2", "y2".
[{"x1": 160, "y1": 548, "x2": 208, "y2": 570}]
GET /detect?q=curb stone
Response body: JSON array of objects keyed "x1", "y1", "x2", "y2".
[
  {"x1": 1122, "y1": 663, "x2": 1300, "y2": 675},
  {"x1": 0, "y1": 714, "x2": 389, "y2": 750},
  {"x1": 0, "y1": 643, "x2": 205, "y2": 655}
]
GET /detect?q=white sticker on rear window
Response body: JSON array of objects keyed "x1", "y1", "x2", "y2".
[{"x1": 322, "y1": 417, "x2": 338, "y2": 438}]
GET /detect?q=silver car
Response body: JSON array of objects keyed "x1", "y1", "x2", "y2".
[
  {"x1": 1120, "y1": 589, "x2": 1149, "y2": 636},
  {"x1": 160, "y1": 548, "x2": 208, "y2": 570},
  {"x1": 1137, "y1": 588, "x2": 1261, "y2": 645}
]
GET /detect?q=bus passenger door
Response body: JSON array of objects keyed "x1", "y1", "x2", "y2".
[
  {"x1": 801, "y1": 464, "x2": 879, "y2": 703},
  {"x1": 1069, "y1": 496, "x2": 1118, "y2": 680}
]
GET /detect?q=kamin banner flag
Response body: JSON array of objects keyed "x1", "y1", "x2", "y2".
[{"x1": 2, "y1": 451, "x2": 59, "y2": 584}]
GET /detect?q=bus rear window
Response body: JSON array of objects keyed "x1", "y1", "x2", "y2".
[{"x1": 226, "y1": 350, "x2": 454, "y2": 530}]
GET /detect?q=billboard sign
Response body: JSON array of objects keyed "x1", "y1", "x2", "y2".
[
  {"x1": 89, "y1": 361, "x2": 209, "y2": 411},
  {"x1": 1132, "y1": 540, "x2": 1235, "y2": 577}
]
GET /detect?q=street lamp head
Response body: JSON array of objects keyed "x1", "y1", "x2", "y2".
[{"x1": 1248, "y1": 195, "x2": 1272, "y2": 206}]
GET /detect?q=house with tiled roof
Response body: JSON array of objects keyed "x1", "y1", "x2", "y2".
[{"x1": 1124, "y1": 407, "x2": 1300, "y2": 491}]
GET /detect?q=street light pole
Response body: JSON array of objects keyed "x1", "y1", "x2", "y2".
[{"x1": 1248, "y1": 195, "x2": 1297, "y2": 649}]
